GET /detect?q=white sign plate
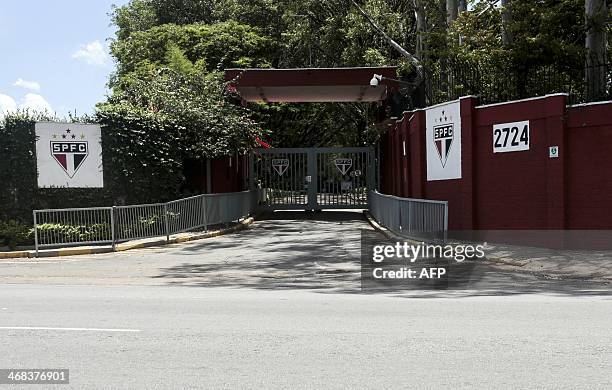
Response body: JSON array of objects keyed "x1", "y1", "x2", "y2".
[
  {"x1": 549, "y1": 146, "x2": 559, "y2": 158},
  {"x1": 272, "y1": 159, "x2": 289, "y2": 176},
  {"x1": 35, "y1": 122, "x2": 104, "y2": 188},
  {"x1": 426, "y1": 101, "x2": 462, "y2": 181},
  {"x1": 493, "y1": 120, "x2": 530, "y2": 153}
]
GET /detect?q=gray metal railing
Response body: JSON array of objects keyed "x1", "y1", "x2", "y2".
[
  {"x1": 33, "y1": 190, "x2": 259, "y2": 255},
  {"x1": 369, "y1": 190, "x2": 448, "y2": 242}
]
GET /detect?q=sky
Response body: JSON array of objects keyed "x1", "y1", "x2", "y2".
[{"x1": 0, "y1": 0, "x2": 130, "y2": 119}]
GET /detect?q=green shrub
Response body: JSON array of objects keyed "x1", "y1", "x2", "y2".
[
  {"x1": 0, "y1": 220, "x2": 33, "y2": 249},
  {"x1": 35, "y1": 223, "x2": 111, "y2": 244}
]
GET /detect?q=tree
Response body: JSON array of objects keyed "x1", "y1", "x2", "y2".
[
  {"x1": 446, "y1": 0, "x2": 458, "y2": 24},
  {"x1": 110, "y1": 22, "x2": 274, "y2": 80},
  {"x1": 107, "y1": 0, "x2": 608, "y2": 148},
  {"x1": 501, "y1": 0, "x2": 513, "y2": 45},
  {"x1": 414, "y1": 0, "x2": 428, "y2": 58},
  {"x1": 585, "y1": 0, "x2": 608, "y2": 99},
  {"x1": 351, "y1": 0, "x2": 423, "y2": 82},
  {"x1": 457, "y1": 0, "x2": 467, "y2": 13}
]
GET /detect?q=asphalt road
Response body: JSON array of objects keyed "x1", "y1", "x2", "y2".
[{"x1": 0, "y1": 211, "x2": 610, "y2": 389}]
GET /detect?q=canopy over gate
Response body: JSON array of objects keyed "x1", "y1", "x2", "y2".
[
  {"x1": 225, "y1": 67, "x2": 398, "y2": 103},
  {"x1": 225, "y1": 67, "x2": 398, "y2": 210}
]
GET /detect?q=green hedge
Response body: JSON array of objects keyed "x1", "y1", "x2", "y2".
[
  {"x1": 0, "y1": 220, "x2": 33, "y2": 249},
  {"x1": 0, "y1": 112, "x2": 183, "y2": 224},
  {"x1": 0, "y1": 113, "x2": 116, "y2": 223}
]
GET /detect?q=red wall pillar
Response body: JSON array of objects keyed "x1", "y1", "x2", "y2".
[
  {"x1": 544, "y1": 94, "x2": 567, "y2": 229},
  {"x1": 399, "y1": 115, "x2": 410, "y2": 197},
  {"x1": 381, "y1": 131, "x2": 392, "y2": 194},
  {"x1": 409, "y1": 109, "x2": 426, "y2": 198},
  {"x1": 460, "y1": 96, "x2": 478, "y2": 229},
  {"x1": 391, "y1": 123, "x2": 401, "y2": 196}
]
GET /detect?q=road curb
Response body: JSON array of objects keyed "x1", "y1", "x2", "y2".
[
  {"x1": 116, "y1": 216, "x2": 254, "y2": 251},
  {"x1": 0, "y1": 250, "x2": 30, "y2": 259},
  {"x1": 0, "y1": 216, "x2": 255, "y2": 259},
  {"x1": 484, "y1": 256, "x2": 529, "y2": 267},
  {"x1": 362, "y1": 211, "x2": 422, "y2": 245}
]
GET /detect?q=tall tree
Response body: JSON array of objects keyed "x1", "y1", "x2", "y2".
[
  {"x1": 413, "y1": 0, "x2": 428, "y2": 58},
  {"x1": 585, "y1": 0, "x2": 608, "y2": 98},
  {"x1": 501, "y1": 0, "x2": 513, "y2": 45},
  {"x1": 446, "y1": 0, "x2": 458, "y2": 24},
  {"x1": 351, "y1": 0, "x2": 424, "y2": 83}
]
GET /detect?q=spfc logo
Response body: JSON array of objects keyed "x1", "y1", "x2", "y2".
[
  {"x1": 271, "y1": 159, "x2": 289, "y2": 176},
  {"x1": 50, "y1": 128, "x2": 89, "y2": 178},
  {"x1": 433, "y1": 123, "x2": 454, "y2": 167},
  {"x1": 334, "y1": 158, "x2": 353, "y2": 175}
]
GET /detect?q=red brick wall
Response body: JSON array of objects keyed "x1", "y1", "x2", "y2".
[
  {"x1": 380, "y1": 95, "x2": 612, "y2": 230},
  {"x1": 210, "y1": 154, "x2": 248, "y2": 193},
  {"x1": 566, "y1": 103, "x2": 612, "y2": 229}
]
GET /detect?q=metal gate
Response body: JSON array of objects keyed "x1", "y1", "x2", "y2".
[{"x1": 250, "y1": 147, "x2": 374, "y2": 210}]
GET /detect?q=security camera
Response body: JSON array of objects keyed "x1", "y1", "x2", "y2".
[{"x1": 370, "y1": 74, "x2": 383, "y2": 86}]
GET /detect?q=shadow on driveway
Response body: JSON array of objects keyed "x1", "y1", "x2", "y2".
[{"x1": 153, "y1": 211, "x2": 612, "y2": 298}]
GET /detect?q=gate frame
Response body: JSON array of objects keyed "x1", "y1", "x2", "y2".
[{"x1": 250, "y1": 147, "x2": 375, "y2": 211}]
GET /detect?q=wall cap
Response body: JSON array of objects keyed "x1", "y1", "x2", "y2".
[
  {"x1": 402, "y1": 108, "x2": 424, "y2": 114},
  {"x1": 567, "y1": 100, "x2": 612, "y2": 108},
  {"x1": 424, "y1": 98, "x2": 461, "y2": 111},
  {"x1": 475, "y1": 93, "x2": 569, "y2": 109}
]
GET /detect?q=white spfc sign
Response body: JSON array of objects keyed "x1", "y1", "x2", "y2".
[
  {"x1": 35, "y1": 122, "x2": 104, "y2": 188},
  {"x1": 426, "y1": 100, "x2": 462, "y2": 181},
  {"x1": 493, "y1": 120, "x2": 530, "y2": 153}
]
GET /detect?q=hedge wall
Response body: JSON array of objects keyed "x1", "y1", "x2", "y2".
[
  {"x1": 0, "y1": 113, "x2": 112, "y2": 223},
  {"x1": 0, "y1": 111, "x2": 187, "y2": 224}
]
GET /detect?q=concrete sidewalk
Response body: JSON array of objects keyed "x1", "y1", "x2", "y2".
[
  {"x1": 484, "y1": 243, "x2": 612, "y2": 282},
  {"x1": 364, "y1": 212, "x2": 612, "y2": 283}
]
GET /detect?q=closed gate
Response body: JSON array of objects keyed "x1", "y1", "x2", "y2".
[{"x1": 250, "y1": 147, "x2": 374, "y2": 210}]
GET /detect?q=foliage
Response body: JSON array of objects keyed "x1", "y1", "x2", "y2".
[
  {"x1": 110, "y1": 21, "x2": 275, "y2": 79},
  {"x1": 98, "y1": 53, "x2": 263, "y2": 199},
  {"x1": 0, "y1": 220, "x2": 32, "y2": 249},
  {"x1": 446, "y1": 0, "x2": 586, "y2": 66},
  {"x1": 36, "y1": 223, "x2": 110, "y2": 244},
  {"x1": 253, "y1": 102, "x2": 374, "y2": 147},
  {"x1": 108, "y1": 0, "x2": 610, "y2": 143},
  {"x1": 96, "y1": 104, "x2": 184, "y2": 203},
  {"x1": 108, "y1": 0, "x2": 422, "y2": 147}
]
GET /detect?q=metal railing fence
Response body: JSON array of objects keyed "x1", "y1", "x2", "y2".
[
  {"x1": 32, "y1": 207, "x2": 115, "y2": 250},
  {"x1": 33, "y1": 190, "x2": 259, "y2": 255},
  {"x1": 369, "y1": 191, "x2": 448, "y2": 242},
  {"x1": 422, "y1": 55, "x2": 612, "y2": 107}
]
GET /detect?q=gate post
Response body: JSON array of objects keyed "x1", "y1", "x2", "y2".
[
  {"x1": 367, "y1": 147, "x2": 376, "y2": 207},
  {"x1": 33, "y1": 210, "x2": 39, "y2": 258},
  {"x1": 163, "y1": 203, "x2": 170, "y2": 243},
  {"x1": 111, "y1": 206, "x2": 116, "y2": 252},
  {"x1": 202, "y1": 195, "x2": 208, "y2": 232},
  {"x1": 307, "y1": 149, "x2": 318, "y2": 210},
  {"x1": 248, "y1": 151, "x2": 255, "y2": 190}
]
